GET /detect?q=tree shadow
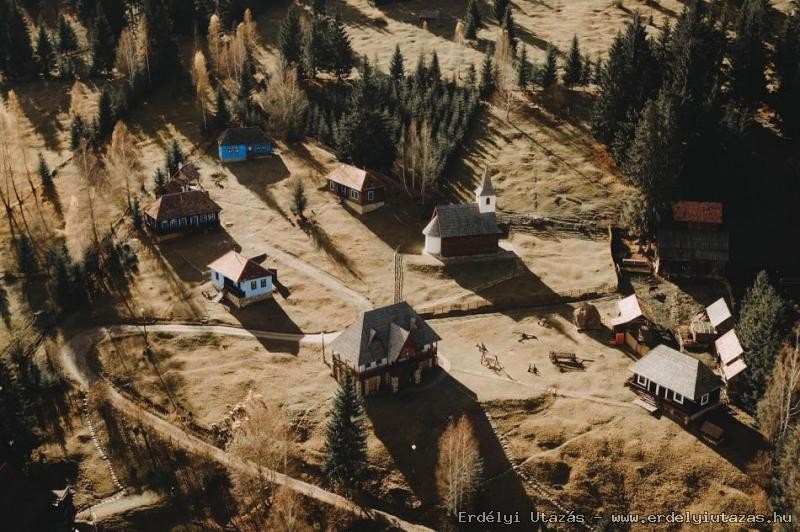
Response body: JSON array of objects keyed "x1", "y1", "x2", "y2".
[
  {"x1": 300, "y1": 218, "x2": 363, "y2": 280},
  {"x1": 12, "y1": 79, "x2": 73, "y2": 152},
  {"x1": 369, "y1": 1, "x2": 462, "y2": 40},
  {"x1": 364, "y1": 371, "x2": 536, "y2": 530},
  {"x1": 225, "y1": 155, "x2": 293, "y2": 222},
  {"x1": 356, "y1": 196, "x2": 427, "y2": 254},
  {"x1": 686, "y1": 406, "x2": 768, "y2": 471}
]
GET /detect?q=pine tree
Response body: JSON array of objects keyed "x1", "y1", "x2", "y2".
[
  {"x1": 581, "y1": 54, "x2": 592, "y2": 85},
  {"x1": 313, "y1": 0, "x2": 326, "y2": 15},
  {"x1": 479, "y1": 50, "x2": 495, "y2": 99},
  {"x1": 563, "y1": 35, "x2": 583, "y2": 87},
  {"x1": 165, "y1": 140, "x2": 184, "y2": 177},
  {"x1": 57, "y1": 15, "x2": 79, "y2": 53},
  {"x1": 130, "y1": 196, "x2": 142, "y2": 229},
  {"x1": 464, "y1": 6, "x2": 478, "y2": 40},
  {"x1": 35, "y1": 20, "x2": 55, "y2": 78},
  {"x1": 95, "y1": 88, "x2": 115, "y2": 140},
  {"x1": 468, "y1": 0, "x2": 482, "y2": 29},
  {"x1": 37, "y1": 153, "x2": 52, "y2": 187},
  {"x1": 6, "y1": 2, "x2": 34, "y2": 78},
  {"x1": 291, "y1": 178, "x2": 307, "y2": 221},
  {"x1": 70, "y1": 115, "x2": 85, "y2": 150},
  {"x1": 142, "y1": 0, "x2": 182, "y2": 88},
  {"x1": 91, "y1": 4, "x2": 116, "y2": 74},
  {"x1": 539, "y1": 45, "x2": 558, "y2": 89},
  {"x1": 776, "y1": 6, "x2": 800, "y2": 134},
  {"x1": 501, "y1": 6, "x2": 517, "y2": 52},
  {"x1": 153, "y1": 167, "x2": 167, "y2": 196},
  {"x1": 730, "y1": 0, "x2": 768, "y2": 106},
  {"x1": 516, "y1": 45, "x2": 530, "y2": 89},
  {"x1": 389, "y1": 44, "x2": 405, "y2": 81},
  {"x1": 738, "y1": 271, "x2": 788, "y2": 414},
  {"x1": 323, "y1": 373, "x2": 367, "y2": 491},
  {"x1": 214, "y1": 86, "x2": 230, "y2": 130},
  {"x1": 303, "y1": 20, "x2": 320, "y2": 79},
  {"x1": 329, "y1": 12, "x2": 355, "y2": 80},
  {"x1": 466, "y1": 63, "x2": 477, "y2": 88},
  {"x1": 493, "y1": 0, "x2": 509, "y2": 22},
  {"x1": 278, "y1": 6, "x2": 303, "y2": 65}
]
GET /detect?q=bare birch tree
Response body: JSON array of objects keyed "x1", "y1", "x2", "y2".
[
  {"x1": 265, "y1": 485, "x2": 311, "y2": 532},
  {"x1": 403, "y1": 119, "x2": 438, "y2": 202},
  {"x1": 454, "y1": 20, "x2": 466, "y2": 46},
  {"x1": 208, "y1": 14, "x2": 223, "y2": 75},
  {"x1": 758, "y1": 333, "x2": 800, "y2": 442},
  {"x1": 254, "y1": 62, "x2": 308, "y2": 139},
  {"x1": 436, "y1": 415, "x2": 483, "y2": 515},
  {"x1": 116, "y1": 26, "x2": 138, "y2": 84},
  {"x1": 191, "y1": 51, "x2": 211, "y2": 129},
  {"x1": 494, "y1": 29, "x2": 516, "y2": 120}
]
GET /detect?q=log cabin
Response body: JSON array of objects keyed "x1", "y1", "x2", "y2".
[
  {"x1": 628, "y1": 344, "x2": 725, "y2": 425},
  {"x1": 143, "y1": 189, "x2": 221, "y2": 241},
  {"x1": 329, "y1": 302, "x2": 441, "y2": 396},
  {"x1": 325, "y1": 163, "x2": 386, "y2": 214}
]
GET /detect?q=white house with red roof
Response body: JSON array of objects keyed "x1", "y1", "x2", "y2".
[{"x1": 207, "y1": 251, "x2": 275, "y2": 308}]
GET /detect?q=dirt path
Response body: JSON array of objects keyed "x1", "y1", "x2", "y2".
[{"x1": 57, "y1": 327, "x2": 430, "y2": 532}]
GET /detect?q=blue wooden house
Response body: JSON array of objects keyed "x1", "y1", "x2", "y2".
[{"x1": 218, "y1": 127, "x2": 272, "y2": 162}]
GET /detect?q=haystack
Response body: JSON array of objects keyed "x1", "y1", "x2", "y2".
[{"x1": 574, "y1": 302, "x2": 602, "y2": 331}]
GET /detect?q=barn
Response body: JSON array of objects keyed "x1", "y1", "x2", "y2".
[{"x1": 218, "y1": 127, "x2": 272, "y2": 162}]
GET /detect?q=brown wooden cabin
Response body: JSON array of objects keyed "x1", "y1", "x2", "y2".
[
  {"x1": 329, "y1": 302, "x2": 441, "y2": 396},
  {"x1": 628, "y1": 345, "x2": 725, "y2": 425},
  {"x1": 325, "y1": 163, "x2": 386, "y2": 214},
  {"x1": 609, "y1": 294, "x2": 661, "y2": 356},
  {"x1": 655, "y1": 201, "x2": 729, "y2": 277},
  {"x1": 143, "y1": 189, "x2": 221, "y2": 241}
]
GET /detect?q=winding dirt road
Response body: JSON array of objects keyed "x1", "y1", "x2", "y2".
[{"x1": 58, "y1": 326, "x2": 430, "y2": 532}]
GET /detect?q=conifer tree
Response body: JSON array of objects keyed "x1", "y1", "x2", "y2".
[
  {"x1": 429, "y1": 51, "x2": 442, "y2": 85},
  {"x1": 501, "y1": 6, "x2": 517, "y2": 52},
  {"x1": 730, "y1": 0, "x2": 768, "y2": 106},
  {"x1": 563, "y1": 35, "x2": 583, "y2": 87},
  {"x1": 91, "y1": 4, "x2": 116, "y2": 74},
  {"x1": 776, "y1": 5, "x2": 800, "y2": 134},
  {"x1": 142, "y1": 0, "x2": 182, "y2": 87},
  {"x1": 95, "y1": 88, "x2": 115, "y2": 140},
  {"x1": 464, "y1": 6, "x2": 478, "y2": 40},
  {"x1": 6, "y1": 2, "x2": 34, "y2": 78},
  {"x1": 516, "y1": 45, "x2": 530, "y2": 89},
  {"x1": 35, "y1": 20, "x2": 55, "y2": 77},
  {"x1": 479, "y1": 50, "x2": 495, "y2": 98},
  {"x1": 153, "y1": 167, "x2": 167, "y2": 196},
  {"x1": 581, "y1": 54, "x2": 592, "y2": 85},
  {"x1": 468, "y1": 0, "x2": 482, "y2": 29},
  {"x1": 278, "y1": 6, "x2": 303, "y2": 65},
  {"x1": 130, "y1": 195, "x2": 142, "y2": 229},
  {"x1": 15, "y1": 234, "x2": 37, "y2": 273},
  {"x1": 466, "y1": 63, "x2": 477, "y2": 88},
  {"x1": 37, "y1": 153, "x2": 52, "y2": 187},
  {"x1": 493, "y1": 0, "x2": 509, "y2": 22},
  {"x1": 165, "y1": 140, "x2": 184, "y2": 177},
  {"x1": 738, "y1": 271, "x2": 788, "y2": 414},
  {"x1": 313, "y1": 0, "x2": 326, "y2": 15},
  {"x1": 70, "y1": 115, "x2": 85, "y2": 150},
  {"x1": 389, "y1": 44, "x2": 405, "y2": 82},
  {"x1": 539, "y1": 45, "x2": 558, "y2": 89},
  {"x1": 57, "y1": 15, "x2": 78, "y2": 53},
  {"x1": 214, "y1": 86, "x2": 230, "y2": 130},
  {"x1": 329, "y1": 12, "x2": 355, "y2": 80},
  {"x1": 323, "y1": 373, "x2": 367, "y2": 491}
]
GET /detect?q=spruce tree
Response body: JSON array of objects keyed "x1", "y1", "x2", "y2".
[
  {"x1": 493, "y1": 0, "x2": 509, "y2": 22},
  {"x1": 389, "y1": 44, "x2": 405, "y2": 82},
  {"x1": 214, "y1": 86, "x2": 230, "y2": 130},
  {"x1": 95, "y1": 88, "x2": 115, "y2": 140},
  {"x1": 35, "y1": 20, "x2": 55, "y2": 78},
  {"x1": 516, "y1": 45, "x2": 530, "y2": 89},
  {"x1": 153, "y1": 167, "x2": 167, "y2": 195},
  {"x1": 278, "y1": 6, "x2": 303, "y2": 65},
  {"x1": 501, "y1": 6, "x2": 517, "y2": 52},
  {"x1": 303, "y1": 21, "x2": 320, "y2": 78},
  {"x1": 323, "y1": 373, "x2": 367, "y2": 491},
  {"x1": 131, "y1": 196, "x2": 142, "y2": 229},
  {"x1": 466, "y1": 63, "x2": 477, "y2": 88},
  {"x1": 479, "y1": 50, "x2": 495, "y2": 99},
  {"x1": 737, "y1": 271, "x2": 788, "y2": 414},
  {"x1": 6, "y1": 2, "x2": 34, "y2": 78},
  {"x1": 313, "y1": 0, "x2": 326, "y2": 15},
  {"x1": 468, "y1": 0, "x2": 482, "y2": 29},
  {"x1": 142, "y1": 0, "x2": 182, "y2": 88},
  {"x1": 37, "y1": 153, "x2": 52, "y2": 187},
  {"x1": 329, "y1": 12, "x2": 355, "y2": 80},
  {"x1": 165, "y1": 140, "x2": 184, "y2": 177},
  {"x1": 429, "y1": 51, "x2": 442, "y2": 85},
  {"x1": 91, "y1": 4, "x2": 116, "y2": 74},
  {"x1": 70, "y1": 115, "x2": 85, "y2": 150},
  {"x1": 776, "y1": 6, "x2": 800, "y2": 134},
  {"x1": 581, "y1": 54, "x2": 592, "y2": 85},
  {"x1": 464, "y1": 6, "x2": 478, "y2": 40},
  {"x1": 563, "y1": 35, "x2": 583, "y2": 87},
  {"x1": 730, "y1": 0, "x2": 768, "y2": 106},
  {"x1": 539, "y1": 45, "x2": 558, "y2": 89}
]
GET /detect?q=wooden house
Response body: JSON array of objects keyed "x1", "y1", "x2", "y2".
[
  {"x1": 714, "y1": 329, "x2": 747, "y2": 382},
  {"x1": 655, "y1": 201, "x2": 729, "y2": 276},
  {"x1": 208, "y1": 251, "x2": 275, "y2": 308},
  {"x1": 143, "y1": 190, "x2": 221, "y2": 241},
  {"x1": 164, "y1": 162, "x2": 201, "y2": 194},
  {"x1": 609, "y1": 294, "x2": 659, "y2": 356},
  {"x1": 628, "y1": 345, "x2": 725, "y2": 425},
  {"x1": 218, "y1": 127, "x2": 272, "y2": 162},
  {"x1": 325, "y1": 163, "x2": 386, "y2": 214},
  {"x1": 423, "y1": 168, "x2": 502, "y2": 258},
  {"x1": 705, "y1": 297, "x2": 733, "y2": 334},
  {"x1": 329, "y1": 302, "x2": 441, "y2": 396}
]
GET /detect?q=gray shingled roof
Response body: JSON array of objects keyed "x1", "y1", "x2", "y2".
[
  {"x1": 630, "y1": 345, "x2": 724, "y2": 400},
  {"x1": 330, "y1": 302, "x2": 441, "y2": 369},
  {"x1": 476, "y1": 167, "x2": 495, "y2": 197},
  {"x1": 422, "y1": 204, "x2": 502, "y2": 239},
  {"x1": 657, "y1": 230, "x2": 730, "y2": 262}
]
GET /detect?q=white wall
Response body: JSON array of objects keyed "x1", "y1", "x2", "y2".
[
  {"x1": 239, "y1": 275, "x2": 273, "y2": 297},
  {"x1": 424, "y1": 235, "x2": 441, "y2": 255}
]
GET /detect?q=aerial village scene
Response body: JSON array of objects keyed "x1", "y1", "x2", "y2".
[{"x1": 1, "y1": 0, "x2": 800, "y2": 530}]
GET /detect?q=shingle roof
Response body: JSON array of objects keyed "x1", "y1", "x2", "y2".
[
  {"x1": 706, "y1": 298, "x2": 732, "y2": 328},
  {"x1": 715, "y1": 329, "x2": 744, "y2": 365},
  {"x1": 610, "y1": 294, "x2": 655, "y2": 327},
  {"x1": 218, "y1": 127, "x2": 269, "y2": 146},
  {"x1": 422, "y1": 204, "x2": 502, "y2": 239},
  {"x1": 207, "y1": 251, "x2": 271, "y2": 282},
  {"x1": 144, "y1": 190, "x2": 221, "y2": 221},
  {"x1": 325, "y1": 164, "x2": 383, "y2": 192},
  {"x1": 173, "y1": 162, "x2": 200, "y2": 183},
  {"x1": 630, "y1": 345, "x2": 724, "y2": 400},
  {"x1": 657, "y1": 230, "x2": 730, "y2": 262},
  {"x1": 330, "y1": 302, "x2": 441, "y2": 369},
  {"x1": 475, "y1": 167, "x2": 495, "y2": 197},
  {"x1": 672, "y1": 201, "x2": 723, "y2": 224}
]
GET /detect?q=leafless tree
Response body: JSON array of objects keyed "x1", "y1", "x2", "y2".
[
  {"x1": 116, "y1": 26, "x2": 138, "y2": 84},
  {"x1": 402, "y1": 119, "x2": 438, "y2": 203},
  {"x1": 758, "y1": 333, "x2": 800, "y2": 442},
  {"x1": 254, "y1": 62, "x2": 308, "y2": 139},
  {"x1": 494, "y1": 29, "x2": 516, "y2": 120},
  {"x1": 208, "y1": 14, "x2": 223, "y2": 75},
  {"x1": 192, "y1": 51, "x2": 211, "y2": 130},
  {"x1": 454, "y1": 20, "x2": 465, "y2": 46},
  {"x1": 436, "y1": 415, "x2": 483, "y2": 515},
  {"x1": 265, "y1": 485, "x2": 311, "y2": 532}
]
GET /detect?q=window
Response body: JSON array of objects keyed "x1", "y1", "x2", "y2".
[
  {"x1": 250, "y1": 281, "x2": 257, "y2": 290},
  {"x1": 329, "y1": 181, "x2": 336, "y2": 191},
  {"x1": 179, "y1": 217, "x2": 187, "y2": 227},
  {"x1": 367, "y1": 190, "x2": 375, "y2": 201},
  {"x1": 700, "y1": 393, "x2": 710, "y2": 406},
  {"x1": 209, "y1": 212, "x2": 216, "y2": 221},
  {"x1": 215, "y1": 272, "x2": 219, "y2": 280},
  {"x1": 673, "y1": 392, "x2": 684, "y2": 404},
  {"x1": 161, "y1": 221, "x2": 168, "y2": 230},
  {"x1": 200, "y1": 213, "x2": 207, "y2": 222},
  {"x1": 260, "y1": 279, "x2": 267, "y2": 288},
  {"x1": 486, "y1": 197, "x2": 490, "y2": 205},
  {"x1": 169, "y1": 219, "x2": 177, "y2": 228},
  {"x1": 350, "y1": 189, "x2": 359, "y2": 200},
  {"x1": 636, "y1": 374, "x2": 649, "y2": 387}
]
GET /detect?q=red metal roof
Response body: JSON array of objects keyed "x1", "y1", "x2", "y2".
[{"x1": 672, "y1": 201, "x2": 723, "y2": 224}]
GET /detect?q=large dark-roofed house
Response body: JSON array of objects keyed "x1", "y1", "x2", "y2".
[
  {"x1": 143, "y1": 189, "x2": 221, "y2": 240},
  {"x1": 423, "y1": 167, "x2": 502, "y2": 258},
  {"x1": 329, "y1": 302, "x2": 441, "y2": 396},
  {"x1": 655, "y1": 201, "x2": 729, "y2": 276},
  {"x1": 629, "y1": 345, "x2": 725, "y2": 424}
]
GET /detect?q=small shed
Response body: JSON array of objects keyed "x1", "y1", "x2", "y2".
[
  {"x1": 610, "y1": 294, "x2": 659, "y2": 355},
  {"x1": 705, "y1": 297, "x2": 733, "y2": 332},
  {"x1": 573, "y1": 302, "x2": 602, "y2": 331},
  {"x1": 715, "y1": 329, "x2": 747, "y2": 382},
  {"x1": 218, "y1": 127, "x2": 272, "y2": 162}
]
